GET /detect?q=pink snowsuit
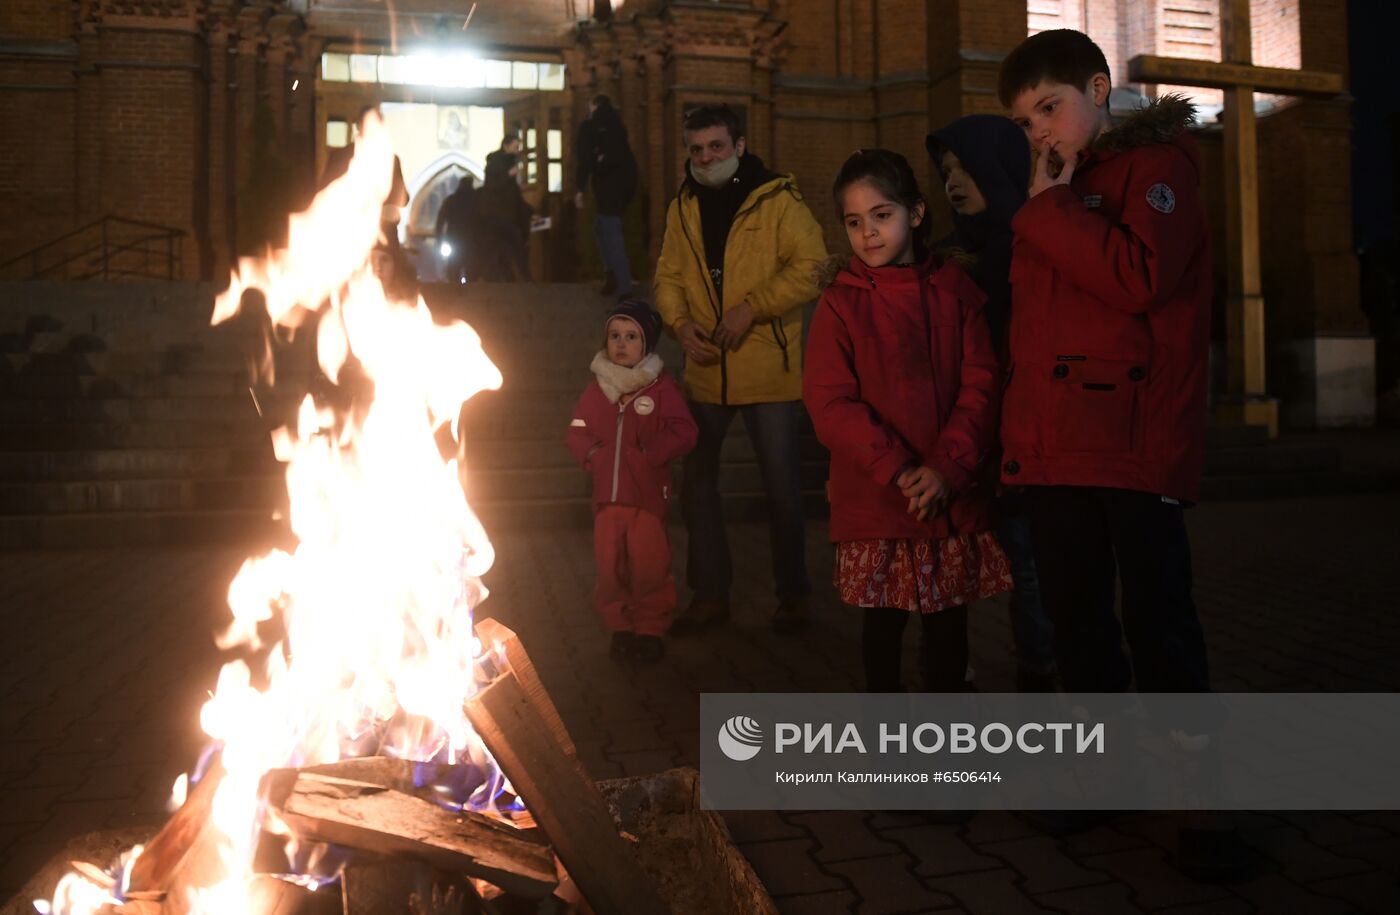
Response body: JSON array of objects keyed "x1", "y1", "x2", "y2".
[{"x1": 566, "y1": 370, "x2": 698, "y2": 636}]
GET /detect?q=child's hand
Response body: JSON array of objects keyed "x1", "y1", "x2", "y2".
[
  {"x1": 897, "y1": 465, "x2": 949, "y2": 521},
  {"x1": 1029, "y1": 144, "x2": 1075, "y2": 198}
]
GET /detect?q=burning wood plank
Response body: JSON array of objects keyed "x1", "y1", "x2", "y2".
[
  {"x1": 125, "y1": 757, "x2": 226, "y2": 893},
  {"x1": 341, "y1": 860, "x2": 462, "y2": 915},
  {"x1": 474, "y1": 618, "x2": 578, "y2": 762},
  {"x1": 262, "y1": 769, "x2": 558, "y2": 899},
  {"x1": 300, "y1": 756, "x2": 453, "y2": 795},
  {"x1": 464, "y1": 669, "x2": 670, "y2": 915}
]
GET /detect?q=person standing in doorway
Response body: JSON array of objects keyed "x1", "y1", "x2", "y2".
[
  {"x1": 654, "y1": 104, "x2": 827, "y2": 635},
  {"x1": 574, "y1": 95, "x2": 640, "y2": 297},
  {"x1": 435, "y1": 174, "x2": 477, "y2": 283},
  {"x1": 485, "y1": 134, "x2": 523, "y2": 183},
  {"x1": 477, "y1": 138, "x2": 533, "y2": 281}
]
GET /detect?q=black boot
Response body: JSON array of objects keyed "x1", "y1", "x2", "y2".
[
  {"x1": 670, "y1": 597, "x2": 730, "y2": 636},
  {"x1": 771, "y1": 598, "x2": 810, "y2": 633},
  {"x1": 632, "y1": 635, "x2": 665, "y2": 663},
  {"x1": 599, "y1": 270, "x2": 617, "y2": 295},
  {"x1": 609, "y1": 631, "x2": 635, "y2": 662}
]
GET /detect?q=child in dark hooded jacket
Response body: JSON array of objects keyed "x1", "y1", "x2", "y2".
[{"x1": 927, "y1": 115, "x2": 1058, "y2": 691}]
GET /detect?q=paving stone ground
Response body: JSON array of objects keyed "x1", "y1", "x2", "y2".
[{"x1": 2, "y1": 493, "x2": 1400, "y2": 912}]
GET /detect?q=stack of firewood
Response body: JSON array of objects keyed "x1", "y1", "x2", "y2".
[{"x1": 69, "y1": 619, "x2": 670, "y2": 915}]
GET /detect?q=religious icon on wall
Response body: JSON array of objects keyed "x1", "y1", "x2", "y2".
[{"x1": 437, "y1": 107, "x2": 470, "y2": 150}]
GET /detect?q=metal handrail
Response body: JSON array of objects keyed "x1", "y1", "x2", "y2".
[{"x1": 0, "y1": 214, "x2": 186, "y2": 280}]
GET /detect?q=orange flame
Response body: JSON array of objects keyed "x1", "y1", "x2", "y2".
[{"x1": 44, "y1": 112, "x2": 503, "y2": 913}]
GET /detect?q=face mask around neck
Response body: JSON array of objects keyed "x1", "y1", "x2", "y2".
[{"x1": 692, "y1": 153, "x2": 741, "y2": 189}]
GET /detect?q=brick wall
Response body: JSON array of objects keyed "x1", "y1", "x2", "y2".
[
  {"x1": 0, "y1": 55, "x2": 78, "y2": 265},
  {"x1": 1274, "y1": 0, "x2": 1359, "y2": 339},
  {"x1": 0, "y1": 0, "x2": 72, "y2": 39},
  {"x1": 0, "y1": 2, "x2": 76, "y2": 268},
  {"x1": 0, "y1": 0, "x2": 1354, "y2": 333},
  {"x1": 1252, "y1": 0, "x2": 1301, "y2": 68}
]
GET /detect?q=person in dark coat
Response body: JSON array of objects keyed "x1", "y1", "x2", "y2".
[
  {"x1": 574, "y1": 95, "x2": 639, "y2": 296},
  {"x1": 484, "y1": 135, "x2": 523, "y2": 185},
  {"x1": 435, "y1": 174, "x2": 477, "y2": 283},
  {"x1": 927, "y1": 114, "x2": 1057, "y2": 693},
  {"x1": 476, "y1": 140, "x2": 534, "y2": 281}
]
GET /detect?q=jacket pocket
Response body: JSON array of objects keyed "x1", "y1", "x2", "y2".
[{"x1": 1048, "y1": 356, "x2": 1149, "y2": 454}]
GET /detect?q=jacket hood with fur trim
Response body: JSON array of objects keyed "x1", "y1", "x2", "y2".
[{"x1": 1089, "y1": 94, "x2": 1199, "y2": 158}]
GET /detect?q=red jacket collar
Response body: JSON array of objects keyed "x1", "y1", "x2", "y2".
[{"x1": 833, "y1": 254, "x2": 936, "y2": 290}]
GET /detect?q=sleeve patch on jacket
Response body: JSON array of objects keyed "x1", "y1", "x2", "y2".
[
  {"x1": 570, "y1": 418, "x2": 587, "y2": 427},
  {"x1": 1146, "y1": 183, "x2": 1176, "y2": 214}
]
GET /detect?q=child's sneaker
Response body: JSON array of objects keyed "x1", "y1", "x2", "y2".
[
  {"x1": 609, "y1": 631, "x2": 636, "y2": 663},
  {"x1": 632, "y1": 635, "x2": 665, "y2": 663}
]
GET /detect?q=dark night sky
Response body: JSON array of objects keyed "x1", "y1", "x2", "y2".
[{"x1": 1349, "y1": 0, "x2": 1400, "y2": 251}]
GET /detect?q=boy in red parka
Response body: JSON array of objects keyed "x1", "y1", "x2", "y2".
[
  {"x1": 1000, "y1": 28, "x2": 1213, "y2": 701},
  {"x1": 1000, "y1": 30, "x2": 1236, "y2": 874},
  {"x1": 566, "y1": 300, "x2": 698, "y2": 663}
]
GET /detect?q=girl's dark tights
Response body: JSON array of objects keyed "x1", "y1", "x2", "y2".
[{"x1": 862, "y1": 605, "x2": 969, "y2": 692}]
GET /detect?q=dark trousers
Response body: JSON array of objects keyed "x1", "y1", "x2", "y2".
[
  {"x1": 1021, "y1": 486, "x2": 1211, "y2": 700},
  {"x1": 862, "y1": 606, "x2": 969, "y2": 692},
  {"x1": 681, "y1": 400, "x2": 810, "y2": 604},
  {"x1": 997, "y1": 493, "x2": 1056, "y2": 675}
]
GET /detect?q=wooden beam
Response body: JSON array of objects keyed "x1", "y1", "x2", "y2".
[
  {"x1": 341, "y1": 860, "x2": 475, "y2": 915},
  {"x1": 1220, "y1": 0, "x2": 1252, "y2": 65},
  {"x1": 464, "y1": 670, "x2": 670, "y2": 915},
  {"x1": 125, "y1": 757, "x2": 225, "y2": 893},
  {"x1": 301, "y1": 756, "x2": 453, "y2": 795},
  {"x1": 474, "y1": 617, "x2": 578, "y2": 761},
  {"x1": 263, "y1": 770, "x2": 559, "y2": 899},
  {"x1": 1127, "y1": 56, "x2": 1343, "y2": 97}
]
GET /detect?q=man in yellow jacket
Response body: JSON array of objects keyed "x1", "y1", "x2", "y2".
[{"x1": 655, "y1": 104, "x2": 827, "y2": 634}]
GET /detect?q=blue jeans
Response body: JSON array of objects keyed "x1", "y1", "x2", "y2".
[
  {"x1": 681, "y1": 400, "x2": 810, "y2": 604},
  {"x1": 997, "y1": 498, "x2": 1057, "y2": 675},
  {"x1": 593, "y1": 214, "x2": 633, "y2": 295}
]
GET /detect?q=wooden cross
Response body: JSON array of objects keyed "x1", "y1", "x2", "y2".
[{"x1": 1128, "y1": 0, "x2": 1343, "y2": 438}]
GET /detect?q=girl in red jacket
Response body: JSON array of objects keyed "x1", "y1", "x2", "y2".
[
  {"x1": 804, "y1": 150, "x2": 1012, "y2": 692},
  {"x1": 566, "y1": 300, "x2": 698, "y2": 663}
]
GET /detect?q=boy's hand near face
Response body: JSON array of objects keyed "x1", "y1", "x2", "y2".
[
  {"x1": 896, "y1": 465, "x2": 949, "y2": 521},
  {"x1": 1029, "y1": 144, "x2": 1075, "y2": 197}
]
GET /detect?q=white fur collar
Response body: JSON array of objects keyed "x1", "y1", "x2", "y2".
[{"x1": 590, "y1": 351, "x2": 664, "y2": 403}]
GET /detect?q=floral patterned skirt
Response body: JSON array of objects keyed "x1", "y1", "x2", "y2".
[{"x1": 836, "y1": 532, "x2": 1013, "y2": 614}]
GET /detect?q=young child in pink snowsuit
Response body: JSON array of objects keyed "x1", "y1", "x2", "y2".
[{"x1": 566, "y1": 300, "x2": 698, "y2": 663}]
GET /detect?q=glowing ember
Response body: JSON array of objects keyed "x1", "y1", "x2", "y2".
[{"x1": 42, "y1": 112, "x2": 504, "y2": 913}]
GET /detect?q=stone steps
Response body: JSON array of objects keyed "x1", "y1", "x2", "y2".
[
  {"x1": 2, "y1": 347, "x2": 255, "y2": 376},
  {"x1": 0, "y1": 279, "x2": 1386, "y2": 548},
  {"x1": 0, "y1": 370, "x2": 258, "y2": 399},
  {"x1": 3, "y1": 419, "x2": 272, "y2": 451},
  {"x1": 0, "y1": 394, "x2": 262, "y2": 424},
  {"x1": 0, "y1": 475, "x2": 286, "y2": 514},
  {"x1": 0, "y1": 447, "x2": 279, "y2": 482},
  {"x1": 0, "y1": 508, "x2": 285, "y2": 550}
]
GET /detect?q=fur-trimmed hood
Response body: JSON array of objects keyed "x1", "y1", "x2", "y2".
[{"x1": 1090, "y1": 93, "x2": 1198, "y2": 155}]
